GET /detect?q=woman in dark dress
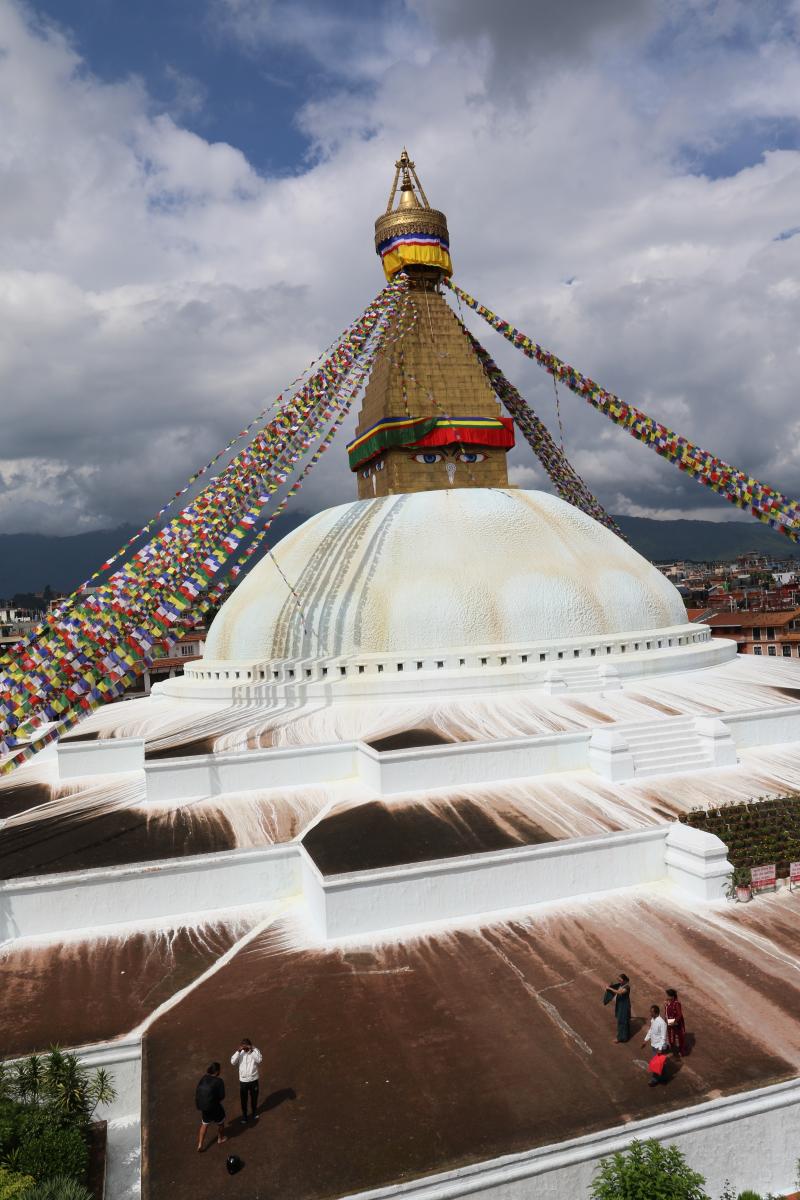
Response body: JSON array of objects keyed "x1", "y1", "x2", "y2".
[
  {"x1": 665, "y1": 987, "x2": 686, "y2": 1055},
  {"x1": 608, "y1": 972, "x2": 631, "y2": 1043}
]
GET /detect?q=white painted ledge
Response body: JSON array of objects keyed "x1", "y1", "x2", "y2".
[
  {"x1": 665, "y1": 823, "x2": 731, "y2": 899},
  {"x1": 302, "y1": 824, "x2": 730, "y2": 941},
  {"x1": 1, "y1": 822, "x2": 732, "y2": 945},
  {"x1": 333, "y1": 1076, "x2": 800, "y2": 1200},
  {"x1": 0, "y1": 844, "x2": 300, "y2": 940},
  {"x1": 155, "y1": 626, "x2": 733, "y2": 702},
  {"x1": 58, "y1": 737, "x2": 145, "y2": 778},
  {"x1": 62, "y1": 703, "x2": 800, "y2": 796}
]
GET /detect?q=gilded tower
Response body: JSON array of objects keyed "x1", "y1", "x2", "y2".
[{"x1": 347, "y1": 151, "x2": 514, "y2": 499}]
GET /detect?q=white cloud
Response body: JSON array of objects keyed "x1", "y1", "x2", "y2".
[{"x1": 0, "y1": 0, "x2": 799, "y2": 539}]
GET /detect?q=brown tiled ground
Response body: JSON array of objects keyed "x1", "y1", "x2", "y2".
[
  {"x1": 302, "y1": 794, "x2": 556, "y2": 874},
  {"x1": 142, "y1": 889, "x2": 800, "y2": 1200},
  {"x1": 0, "y1": 781, "x2": 234, "y2": 880},
  {"x1": 6, "y1": 736, "x2": 800, "y2": 881},
  {"x1": 302, "y1": 741, "x2": 800, "y2": 875},
  {"x1": 0, "y1": 778, "x2": 333, "y2": 880},
  {"x1": 0, "y1": 914, "x2": 258, "y2": 1057}
]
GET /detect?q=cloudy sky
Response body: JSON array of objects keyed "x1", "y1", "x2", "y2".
[{"x1": 1, "y1": 0, "x2": 799, "y2": 535}]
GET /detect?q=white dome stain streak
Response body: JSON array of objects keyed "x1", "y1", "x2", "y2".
[
  {"x1": 275, "y1": 502, "x2": 379, "y2": 660},
  {"x1": 204, "y1": 490, "x2": 687, "y2": 663}
]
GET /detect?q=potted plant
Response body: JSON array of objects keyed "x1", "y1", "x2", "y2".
[{"x1": 726, "y1": 866, "x2": 752, "y2": 902}]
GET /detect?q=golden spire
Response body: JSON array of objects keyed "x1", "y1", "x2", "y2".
[
  {"x1": 347, "y1": 152, "x2": 514, "y2": 499},
  {"x1": 385, "y1": 149, "x2": 430, "y2": 211},
  {"x1": 374, "y1": 149, "x2": 452, "y2": 281}
]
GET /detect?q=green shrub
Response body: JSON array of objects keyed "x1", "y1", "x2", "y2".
[
  {"x1": 0, "y1": 1101, "x2": 25, "y2": 1156},
  {"x1": 9, "y1": 1113, "x2": 87, "y2": 1186},
  {"x1": 40, "y1": 1051, "x2": 115, "y2": 1124},
  {"x1": 735, "y1": 1193, "x2": 763, "y2": 1200},
  {"x1": 0, "y1": 1164, "x2": 35, "y2": 1199},
  {"x1": 591, "y1": 1138, "x2": 709, "y2": 1199},
  {"x1": 0, "y1": 1050, "x2": 115, "y2": 1191},
  {"x1": 21, "y1": 1178, "x2": 92, "y2": 1200}
]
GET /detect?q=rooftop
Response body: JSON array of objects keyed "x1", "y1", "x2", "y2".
[{"x1": 140, "y1": 888, "x2": 800, "y2": 1200}]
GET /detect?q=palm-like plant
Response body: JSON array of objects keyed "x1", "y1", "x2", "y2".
[
  {"x1": 85, "y1": 1068, "x2": 115, "y2": 1119},
  {"x1": 18, "y1": 1176, "x2": 92, "y2": 1200},
  {"x1": 43, "y1": 1051, "x2": 89, "y2": 1121},
  {"x1": 41, "y1": 1050, "x2": 116, "y2": 1122},
  {"x1": 12, "y1": 1054, "x2": 42, "y2": 1106}
]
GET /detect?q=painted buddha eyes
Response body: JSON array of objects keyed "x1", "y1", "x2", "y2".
[{"x1": 411, "y1": 451, "x2": 487, "y2": 465}]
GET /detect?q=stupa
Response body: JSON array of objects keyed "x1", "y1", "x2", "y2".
[
  {"x1": 3, "y1": 153, "x2": 800, "y2": 1200},
  {"x1": 186, "y1": 150, "x2": 698, "y2": 684}
]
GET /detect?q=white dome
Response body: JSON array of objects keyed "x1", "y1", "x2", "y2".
[{"x1": 204, "y1": 490, "x2": 686, "y2": 664}]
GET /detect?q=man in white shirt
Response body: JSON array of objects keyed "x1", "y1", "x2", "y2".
[
  {"x1": 642, "y1": 1005, "x2": 669, "y2": 1086},
  {"x1": 642, "y1": 1005, "x2": 668, "y2": 1053},
  {"x1": 231, "y1": 1037, "x2": 263, "y2": 1123}
]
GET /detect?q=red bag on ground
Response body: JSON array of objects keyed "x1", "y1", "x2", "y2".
[{"x1": 649, "y1": 1052, "x2": 669, "y2": 1076}]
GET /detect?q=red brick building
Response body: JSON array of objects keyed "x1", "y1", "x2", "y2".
[{"x1": 701, "y1": 608, "x2": 800, "y2": 657}]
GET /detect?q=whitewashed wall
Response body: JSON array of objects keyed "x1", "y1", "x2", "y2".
[
  {"x1": 0, "y1": 845, "x2": 300, "y2": 940},
  {"x1": 58, "y1": 737, "x2": 145, "y2": 778},
  {"x1": 1, "y1": 824, "x2": 728, "y2": 944},
  {"x1": 144, "y1": 742, "x2": 360, "y2": 801},
  {"x1": 724, "y1": 703, "x2": 800, "y2": 748},
  {"x1": 337, "y1": 1078, "x2": 800, "y2": 1200},
  {"x1": 304, "y1": 828, "x2": 666, "y2": 940}
]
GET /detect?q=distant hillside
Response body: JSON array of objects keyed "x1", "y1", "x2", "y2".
[
  {"x1": 614, "y1": 515, "x2": 800, "y2": 563},
  {"x1": 0, "y1": 511, "x2": 308, "y2": 600},
  {"x1": 1, "y1": 510, "x2": 797, "y2": 599}
]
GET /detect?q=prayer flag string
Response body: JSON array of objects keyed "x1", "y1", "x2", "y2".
[
  {"x1": 446, "y1": 279, "x2": 800, "y2": 542},
  {"x1": 459, "y1": 323, "x2": 622, "y2": 536},
  {"x1": 0, "y1": 276, "x2": 409, "y2": 773}
]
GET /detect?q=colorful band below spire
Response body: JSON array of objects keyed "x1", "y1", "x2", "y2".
[
  {"x1": 377, "y1": 231, "x2": 453, "y2": 281},
  {"x1": 347, "y1": 415, "x2": 514, "y2": 471}
]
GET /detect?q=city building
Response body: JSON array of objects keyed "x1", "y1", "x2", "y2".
[
  {"x1": 0, "y1": 604, "x2": 39, "y2": 651},
  {"x1": 703, "y1": 608, "x2": 800, "y2": 657}
]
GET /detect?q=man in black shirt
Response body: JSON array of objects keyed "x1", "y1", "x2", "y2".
[{"x1": 195, "y1": 1062, "x2": 228, "y2": 1152}]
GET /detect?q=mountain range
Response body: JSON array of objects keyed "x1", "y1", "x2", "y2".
[{"x1": 1, "y1": 511, "x2": 797, "y2": 601}]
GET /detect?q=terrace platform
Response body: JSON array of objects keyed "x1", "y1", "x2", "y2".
[{"x1": 141, "y1": 887, "x2": 800, "y2": 1200}]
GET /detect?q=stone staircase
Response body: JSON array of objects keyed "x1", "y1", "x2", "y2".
[
  {"x1": 542, "y1": 665, "x2": 621, "y2": 695},
  {"x1": 589, "y1": 714, "x2": 738, "y2": 781},
  {"x1": 618, "y1": 716, "x2": 713, "y2": 778}
]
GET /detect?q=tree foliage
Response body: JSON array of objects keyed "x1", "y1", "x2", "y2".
[
  {"x1": 590, "y1": 1139, "x2": 709, "y2": 1200},
  {"x1": 0, "y1": 1164, "x2": 36, "y2": 1200},
  {"x1": 5, "y1": 1112, "x2": 88, "y2": 1186},
  {"x1": 0, "y1": 1049, "x2": 115, "y2": 1191}
]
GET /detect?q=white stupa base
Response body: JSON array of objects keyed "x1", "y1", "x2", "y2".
[{"x1": 155, "y1": 625, "x2": 734, "y2": 703}]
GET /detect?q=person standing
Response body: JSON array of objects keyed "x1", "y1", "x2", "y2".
[
  {"x1": 231, "y1": 1037, "x2": 263, "y2": 1124},
  {"x1": 642, "y1": 1004, "x2": 670, "y2": 1087},
  {"x1": 642, "y1": 1004, "x2": 668, "y2": 1054},
  {"x1": 608, "y1": 973, "x2": 631, "y2": 1043},
  {"x1": 665, "y1": 987, "x2": 686, "y2": 1056},
  {"x1": 195, "y1": 1062, "x2": 227, "y2": 1152}
]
